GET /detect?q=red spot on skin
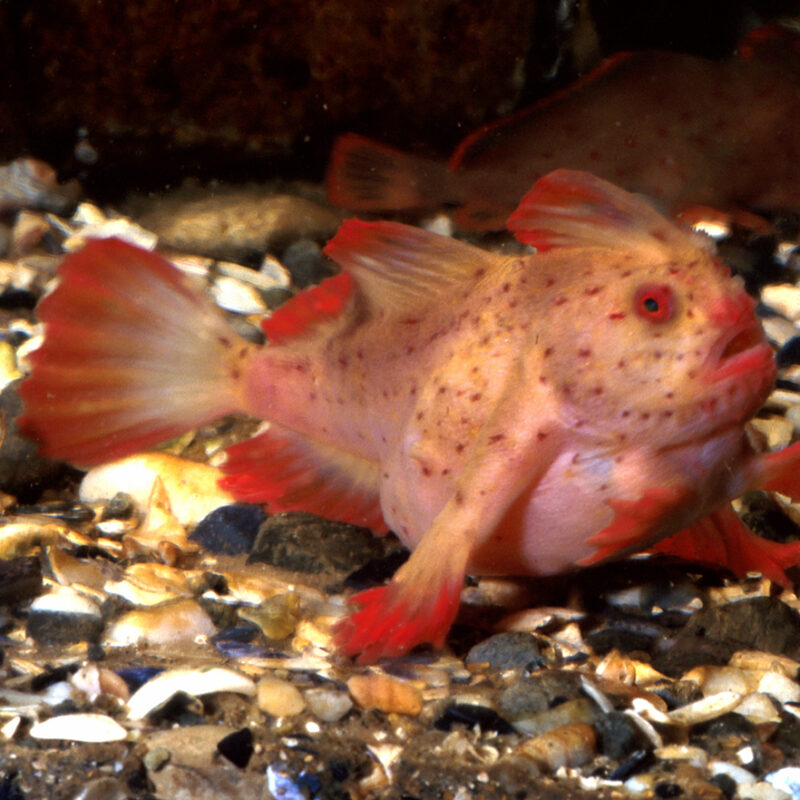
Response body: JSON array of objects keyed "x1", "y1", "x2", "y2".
[
  {"x1": 592, "y1": 386, "x2": 603, "y2": 395},
  {"x1": 544, "y1": 347, "x2": 555, "y2": 357},
  {"x1": 584, "y1": 286, "x2": 602, "y2": 296},
  {"x1": 470, "y1": 393, "x2": 482, "y2": 402},
  {"x1": 474, "y1": 268, "x2": 486, "y2": 278},
  {"x1": 338, "y1": 357, "x2": 348, "y2": 367},
  {"x1": 665, "y1": 392, "x2": 674, "y2": 399},
  {"x1": 488, "y1": 434, "x2": 505, "y2": 443},
  {"x1": 537, "y1": 431, "x2": 548, "y2": 441},
  {"x1": 422, "y1": 466, "x2": 432, "y2": 476},
  {"x1": 455, "y1": 443, "x2": 465, "y2": 453},
  {"x1": 641, "y1": 412, "x2": 651, "y2": 421},
  {"x1": 356, "y1": 350, "x2": 364, "y2": 360},
  {"x1": 231, "y1": 368, "x2": 240, "y2": 380},
  {"x1": 405, "y1": 345, "x2": 416, "y2": 355},
  {"x1": 554, "y1": 296, "x2": 568, "y2": 306},
  {"x1": 309, "y1": 392, "x2": 317, "y2": 401},
  {"x1": 403, "y1": 318, "x2": 420, "y2": 325},
  {"x1": 438, "y1": 386, "x2": 447, "y2": 395},
  {"x1": 454, "y1": 490, "x2": 464, "y2": 505},
  {"x1": 609, "y1": 312, "x2": 626, "y2": 320},
  {"x1": 218, "y1": 336, "x2": 231, "y2": 347},
  {"x1": 578, "y1": 347, "x2": 592, "y2": 358},
  {"x1": 621, "y1": 410, "x2": 631, "y2": 418},
  {"x1": 617, "y1": 359, "x2": 626, "y2": 368},
  {"x1": 416, "y1": 411, "x2": 424, "y2": 420},
  {"x1": 502, "y1": 283, "x2": 510, "y2": 293},
  {"x1": 621, "y1": 270, "x2": 632, "y2": 278},
  {"x1": 546, "y1": 277, "x2": 555, "y2": 287},
  {"x1": 662, "y1": 410, "x2": 674, "y2": 417}
]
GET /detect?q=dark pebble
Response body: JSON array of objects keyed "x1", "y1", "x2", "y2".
[
  {"x1": 654, "y1": 782, "x2": 682, "y2": 798},
  {"x1": 26, "y1": 609, "x2": 103, "y2": 645},
  {"x1": 691, "y1": 713, "x2": 762, "y2": 773},
  {"x1": 594, "y1": 710, "x2": 645, "y2": 760},
  {"x1": 465, "y1": 632, "x2": 546, "y2": 672},
  {"x1": 651, "y1": 679, "x2": 704, "y2": 710},
  {"x1": 342, "y1": 549, "x2": 409, "y2": 590},
  {"x1": 651, "y1": 631, "x2": 736, "y2": 678},
  {"x1": 217, "y1": 727, "x2": 254, "y2": 768},
  {"x1": 30, "y1": 664, "x2": 78, "y2": 691},
  {"x1": 584, "y1": 623, "x2": 659, "y2": 656},
  {"x1": 685, "y1": 596, "x2": 800, "y2": 656},
  {"x1": 247, "y1": 511, "x2": 392, "y2": 574},
  {"x1": 281, "y1": 239, "x2": 335, "y2": 288},
  {"x1": 771, "y1": 708, "x2": 800, "y2": 758},
  {"x1": 498, "y1": 671, "x2": 582, "y2": 717},
  {"x1": 0, "y1": 556, "x2": 41, "y2": 607},
  {"x1": 0, "y1": 380, "x2": 65, "y2": 499},
  {"x1": 608, "y1": 749, "x2": 654, "y2": 782},
  {"x1": 434, "y1": 703, "x2": 515, "y2": 734},
  {"x1": 777, "y1": 336, "x2": 800, "y2": 368},
  {"x1": 709, "y1": 773, "x2": 737, "y2": 800},
  {"x1": 0, "y1": 770, "x2": 26, "y2": 800},
  {"x1": 116, "y1": 666, "x2": 163, "y2": 693},
  {"x1": 191, "y1": 503, "x2": 267, "y2": 555}
]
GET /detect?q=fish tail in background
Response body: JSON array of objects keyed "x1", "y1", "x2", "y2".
[
  {"x1": 326, "y1": 133, "x2": 461, "y2": 212},
  {"x1": 18, "y1": 238, "x2": 254, "y2": 467}
]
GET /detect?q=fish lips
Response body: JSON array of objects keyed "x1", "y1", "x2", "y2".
[{"x1": 703, "y1": 322, "x2": 775, "y2": 385}]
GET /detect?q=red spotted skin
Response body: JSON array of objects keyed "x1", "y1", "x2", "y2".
[{"x1": 19, "y1": 170, "x2": 790, "y2": 661}]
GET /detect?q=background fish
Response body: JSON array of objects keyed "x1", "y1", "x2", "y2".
[
  {"x1": 18, "y1": 170, "x2": 800, "y2": 662},
  {"x1": 327, "y1": 26, "x2": 800, "y2": 230}
]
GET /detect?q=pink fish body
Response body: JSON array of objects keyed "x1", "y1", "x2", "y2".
[
  {"x1": 18, "y1": 170, "x2": 800, "y2": 662},
  {"x1": 327, "y1": 26, "x2": 800, "y2": 230}
]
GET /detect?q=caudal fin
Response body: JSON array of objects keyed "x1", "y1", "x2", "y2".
[
  {"x1": 326, "y1": 133, "x2": 458, "y2": 212},
  {"x1": 18, "y1": 238, "x2": 252, "y2": 467}
]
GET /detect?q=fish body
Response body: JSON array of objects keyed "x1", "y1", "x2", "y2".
[
  {"x1": 327, "y1": 26, "x2": 800, "y2": 230},
  {"x1": 18, "y1": 170, "x2": 800, "y2": 662}
]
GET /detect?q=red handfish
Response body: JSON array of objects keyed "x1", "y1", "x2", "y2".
[
  {"x1": 18, "y1": 170, "x2": 800, "y2": 663},
  {"x1": 327, "y1": 26, "x2": 800, "y2": 230}
]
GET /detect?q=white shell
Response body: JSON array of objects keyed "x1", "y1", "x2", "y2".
[
  {"x1": 29, "y1": 713, "x2": 127, "y2": 742},
  {"x1": 127, "y1": 666, "x2": 256, "y2": 720},
  {"x1": 667, "y1": 691, "x2": 741, "y2": 726}
]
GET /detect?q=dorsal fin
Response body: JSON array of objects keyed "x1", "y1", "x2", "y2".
[
  {"x1": 507, "y1": 169, "x2": 704, "y2": 254},
  {"x1": 261, "y1": 272, "x2": 354, "y2": 344},
  {"x1": 219, "y1": 425, "x2": 387, "y2": 533},
  {"x1": 323, "y1": 219, "x2": 496, "y2": 314}
]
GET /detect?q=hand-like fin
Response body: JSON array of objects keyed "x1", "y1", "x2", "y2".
[{"x1": 652, "y1": 504, "x2": 800, "y2": 588}]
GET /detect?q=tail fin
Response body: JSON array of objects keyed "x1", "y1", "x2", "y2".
[
  {"x1": 18, "y1": 238, "x2": 252, "y2": 467},
  {"x1": 326, "y1": 133, "x2": 459, "y2": 212}
]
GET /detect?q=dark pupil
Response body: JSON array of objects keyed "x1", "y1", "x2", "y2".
[{"x1": 643, "y1": 296, "x2": 659, "y2": 313}]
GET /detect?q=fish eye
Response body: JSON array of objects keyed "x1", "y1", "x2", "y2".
[{"x1": 634, "y1": 284, "x2": 675, "y2": 323}]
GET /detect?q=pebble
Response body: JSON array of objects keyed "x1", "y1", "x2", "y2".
[
  {"x1": 767, "y1": 767, "x2": 800, "y2": 800},
  {"x1": 303, "y1": 687, "x2": 353, "y2": 723},
  {"x1": 740, "y1": 784, "x2": 793, "y2": 800},
  {"x1": 127, "y1": 666, "x2": 256, "y2": 720},
  {"x1": 465, "y1": 631, "x2": 546, "y2": 672},
  {"x1": 211, "y1": 274, "x2": 269, "y2": 315},
  {"x1": 29, "y1": 712, "x2": 127, "y2": 742},
  {"x1": 511, "y1": 697, "x2": 597, "y2": 736},
  {"x1": 104, "y1": 598, "x2": 216, "y2": 647},
  {"x1": 515, "y1": 722, "x2": 597, "y2": 773},
  {"x1": 761, "y1": 284, "x2": 800, "y2": 321},
  {"x1": 434, "y1": 702, "x2": 515, "y2": 734},
  {"x1": 216, "y1": 727, "x2": 254, "y2": 769},
  {"x1": 190, "y1": 503, "x2": 267, "y2": 555},
  {"x1": 347, "y1": 673, "x2": 423, "y2": 716},
  {"x1": 734, "y1": 693, "x2": 781, "y2": 724},
  {"x1": 79, "y1": 452, "x2": 235, "y2": 526},
  {"x1": 26, "y1": 586, "x2": 104, "y2": 644},
  {"x1": 594, "y1": 711, "x2": 644, "y2": 760},
  {"x1": 247, "y1": 511, "x2": 390, "y2": 573},
  {"x1": 256, "y1": 675, "x2": 306, "y2": 717},
  {"x1": 757, "y1": 671, "x2": 800, "y2": 703}
]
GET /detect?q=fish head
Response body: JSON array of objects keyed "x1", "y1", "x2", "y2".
[{"x1": 537, "y1": 245, "x2": 775, "y2": 447}]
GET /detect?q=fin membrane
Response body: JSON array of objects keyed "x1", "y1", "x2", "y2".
[
  {"x1": 326, "y1": 133, "x2": 453, "y2": 211},
  {"x1": 652, "y1": 504, "x2": 800, "y2": 588},
  {"x1": 220, "y1": 424, "x2": 387, "y2": 532},
  {"x1": 18, "y1": 238, "x2": 248, "y2": 466}
]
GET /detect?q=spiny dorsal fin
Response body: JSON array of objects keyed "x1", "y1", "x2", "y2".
[
  {"x1": 508, "y1": 169, "x2": 706, "y2": 254},
  {"x1": 323, "y1": 219, "x2": 496, "y2": 314}
]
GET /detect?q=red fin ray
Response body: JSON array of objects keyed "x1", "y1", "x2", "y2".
[
  {"x1": 324, "y1": 219, "x2": 496, "y2": 314},
  {"x1": 652, "y1": 504, "x2": 800, "y2": 588},
  {"x1": 580, "y1": 486, "x2": 690, "y2": 565},
  {"x1": 507, "y1": 169, "x2": 704, "y2": 253},
  {"x1": 18, "y1": 238, "x2": 250, "y2": 467},
  {"x1": 261, "y1": 272, "x2": 354, "y2": 345},
  {"x1": 219, "y1": 425, "x2": 386, "y2": 533}
]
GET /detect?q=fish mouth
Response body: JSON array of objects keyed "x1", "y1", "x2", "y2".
[{"x1": 704, "y1": 323, "x2": 775, "y2": 383}]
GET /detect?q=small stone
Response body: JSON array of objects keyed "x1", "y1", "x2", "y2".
[
  {"x1": 79, "y1": 452, "x2": 235, "y2": 526},
  {"x1": 498, "y1": 671, "x2": 582, "y2": 718},
  {"x1": 465, "y1": 631, "x2": 546, "y2": 672},
  {"x1": 515, "y1": 722, "x2": 596, "y2": 773},
  {"x1": 27, "y1": 587, "x2": 103, "y2": 644},
  {"x1": 758, "y1": 671, "x2": 800, "y2": 704},
  {"x1": 29, "y1": 712, "x2": 127, "y2": 742},
  {"x1": 282, "y1": 239, "x2": 334, "y2": 288},
  {"x1": 303, "y1": 688, "x2": 353, "y2": 723},
  {"x1": 248, "y1": 511, "x2": 390, "y2": 573},
  {"x1": 668, "y1": 691, "x2": 742, "y2": 726},
  {"x1": 256, "y1": 675, "x2": 306, "y2": 717},
  {"x1": 766, "y1": 767, "x2": 800, "y2": 800},
  {"x1": 347, "y1": 673, "x2": 423, "y2": 716},
  {"x1": 434, "y1": 702, "x2": 515, "y2": 734},
  {"x1": 143, "y1": 747, "x2": 171, "y2": 772},
  {"x1": 0, "y1": 555, "x2": 41, "y2": 606},
  {"x1": 512, "y1": 697, "x2": 597, "y2": 736},
  {"x1": 216, "y1": 728, "x2": 254, "y2": 769},
  {"x1": 190, "y1": 503, "x2": 267, "y2": 555},
  {"x1": 739, "y1": 783, "x2": 794, "y2": 800},
  {"x1": 594, "y1": 710, "x2": 643, "y2": 760},
  {"x1": 105, "y1": 598, "x2": 216, "y2": 647}
]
